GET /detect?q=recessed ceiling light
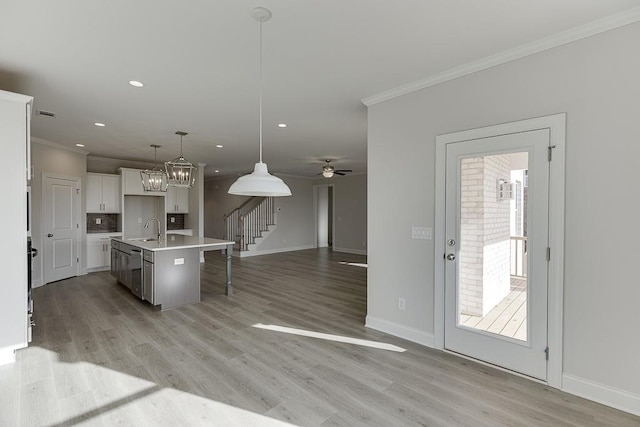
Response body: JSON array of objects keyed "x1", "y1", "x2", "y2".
[
  {"x1": 75, "y1": 143, "x2": 85, "y2": 147},
  {"x1": 214, "y1": 170, "x2": 220, "y2": 173},
  {"x1": 215, "y1": 144, "x2": 223, "y2": 148},
  {"x1": 94, "y1": 122, "x2": 106, "y2": 127},
  {"x1": 278, "y1": 123, "x2": 287, "y2": 128},
  {"x1": 129, "y1": 80, "x2": 144, "y2": 87}
]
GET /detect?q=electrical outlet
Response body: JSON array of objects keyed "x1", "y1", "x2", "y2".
[
  {"x1": 170, "y1": 217, "x2": 175, "y2": 223},
  {"x1": 138, "y1": 218, "x2": 142, "y2": 224},
  {"x1": 398, "y1": 298, "x2": 406, "y2": 311},
  {"x1": 95, "y1": 218, "x2": 101, "y2": 225}
]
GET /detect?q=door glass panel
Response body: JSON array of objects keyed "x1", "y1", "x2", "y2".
[{"x1": 457, "y1": 152, "x2": 529, "y2": 342}]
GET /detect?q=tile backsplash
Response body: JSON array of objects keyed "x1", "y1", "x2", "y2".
[
  {"x1": 167, "y1": 214, "x2": 185, "y2": 230},
  {"x1": 87, "y1": 214, "x2": 120, "y2": 233}
]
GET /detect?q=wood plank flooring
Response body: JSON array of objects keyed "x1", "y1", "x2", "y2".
[
  {"x1": 1, "y1": 249, "x2": 638, "y2": 426},
  {"x1": 459, "y1": 278, "x2": 528, "y2": 340}
]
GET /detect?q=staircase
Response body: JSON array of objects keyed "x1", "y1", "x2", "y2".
[{"x1": 224, "y1": 197, "x2": 276, "y2": 255}]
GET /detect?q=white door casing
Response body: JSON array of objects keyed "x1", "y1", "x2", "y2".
[
  {"x1": 434, "y1": 114, "x2": 566, "y2": 388},
  {"x1": 43, "y1": 174, "x2": 80, "y2": 283}
]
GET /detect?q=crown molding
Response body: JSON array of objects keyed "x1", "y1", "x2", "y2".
[
  {"x1": 362, "y1": 6, "x2": 640, "y2": 107},
  {"x1": 31, "y1": 137, "x2": 89, "y2": 155}
]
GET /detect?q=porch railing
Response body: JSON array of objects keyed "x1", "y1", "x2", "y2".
[{"x1": 510, "y1": 236, "x2": 527, "y2": 278}]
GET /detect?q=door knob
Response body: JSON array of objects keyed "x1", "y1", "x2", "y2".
[
  {"x1": 446, "y1": 253, "x2": 456, "y2": 261},
  {"x1": 47, "y1": 233, "x2": 53, "y2": 238}
]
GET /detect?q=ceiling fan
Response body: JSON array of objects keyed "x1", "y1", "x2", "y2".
[{"x1": 318, "y1": 160, "x2": 352, "y2": 178}]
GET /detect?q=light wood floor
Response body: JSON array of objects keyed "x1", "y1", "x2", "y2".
[{"x1": 2, "y1": 249, "x2": 638, "y2": 426}]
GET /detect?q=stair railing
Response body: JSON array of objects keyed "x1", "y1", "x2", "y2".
[{"x1": 224, "y1": 197, "x2": 275, "y2": 251}]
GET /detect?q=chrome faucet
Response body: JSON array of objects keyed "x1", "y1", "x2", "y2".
[{"x1": 144, "y1": 218, "x2": 162, "y2": 240}]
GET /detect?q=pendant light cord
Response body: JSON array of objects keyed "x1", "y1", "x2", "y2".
[{"x1": 259, "y1": 18, "x2": 264, "y2": 163}]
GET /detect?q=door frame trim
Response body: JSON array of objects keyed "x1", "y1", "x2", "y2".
[
  {"x1": 434, "y1": 113, "x2": 565, "y2": 388},
  {"x1": 42, "y1": 172, "x2": 82, "y2": 284}
]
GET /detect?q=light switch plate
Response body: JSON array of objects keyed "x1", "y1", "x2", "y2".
[
  {"x1": 411, "y1": 226, "x2": 432, "y2": 240},
  {"x1": 174, "y1": 258, "x2": 184, "y2": 265}
]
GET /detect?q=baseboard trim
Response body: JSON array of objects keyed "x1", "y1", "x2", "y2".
[
  {"x1": 32, "y1": 279, "x2": 44, "y2": 288},
  {"x1": 238, "y1": 245, "x2": 316, "y2": 258},
  {"x1": 562, "y1": 374, "x2": 640, "y2": 416},
  {"x1": 332, "y1": 247, "x2": 367, "y2": 256},
  {"x1": 365, "y1": 316, "x2": 434, "y2": 348},
  {"x1": 0, "y1": 347, "x2": 17, "y2": 366}
]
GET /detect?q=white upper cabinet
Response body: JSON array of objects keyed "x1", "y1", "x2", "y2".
[
  {"x1": 121, "y1": 168, "x2": 147, "y2": 196},
  {"x1": 87, "y1": 173, "x2": 121, "y2": 213},
  {"x1": 166, "y1": 186, "x2": 189, "y2": 213}
]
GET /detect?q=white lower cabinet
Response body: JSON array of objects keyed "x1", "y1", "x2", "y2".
[{"x1": 87, "y1": 234, "x2": 121, "y2": 271}]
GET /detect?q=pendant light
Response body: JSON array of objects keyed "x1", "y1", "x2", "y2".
[
  {"x1": 228, "y1": 7, "x2": 292, "y2": 197},
  {"x1": 165, "y1": 131, "x2": 197, "y2": 188},
  {"x1": 140, "y1": 144, "x2": 169, "y2": 192}
]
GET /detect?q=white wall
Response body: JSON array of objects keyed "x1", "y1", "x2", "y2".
[
  {"x1": 31, "y1": 140, "x2": 87, "y2": 286},
  {"x1": 0, "y1": 91, "x2": 30, "y2": 364},
  {"x1": 367, "y1": 22, "x2": 640, "y2": 408}
]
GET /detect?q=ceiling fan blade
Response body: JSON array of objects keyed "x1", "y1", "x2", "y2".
[
  {"x1": 335, "y1": 170, "x2": 352, "y2": 173},
  {"x1": 335, "y1": 172, "x2": 347, "y2": 176}
]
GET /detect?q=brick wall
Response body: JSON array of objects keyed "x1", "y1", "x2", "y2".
[{"x1": 459, "y1": 154, "x2": 511, "y2": 317}]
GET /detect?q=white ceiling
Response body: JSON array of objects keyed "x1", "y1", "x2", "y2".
[{"x1": 1, "y1": 1, "x2": 639, "y2": 178}]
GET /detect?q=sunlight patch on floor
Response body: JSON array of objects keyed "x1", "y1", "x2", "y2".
[
  {"x1": 9, "y1": 346, "x2": 297, "y2": 427},
  {"x1": 252, "y1": 323, "x2": 405, "y2": 352},
  {"x1": 339, "y1": 261, "x2": 368, "y2": 268}
]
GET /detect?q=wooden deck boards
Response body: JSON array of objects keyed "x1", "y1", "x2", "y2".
[{"x1": 459, "y1": 278, "x2": 528, "y2": 341}]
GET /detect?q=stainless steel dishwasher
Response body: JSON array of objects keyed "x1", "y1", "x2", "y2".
[
  {"x1": 112, "y1": 241, "x2": 143, "y2": 299},
  {"x1": 130, "y1": 248, "x2": 143, "y2": 299}
]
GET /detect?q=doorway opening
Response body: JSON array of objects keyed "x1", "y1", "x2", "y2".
[{"x1": 315, "y1": 184, "x2": 334, "y2": 249}]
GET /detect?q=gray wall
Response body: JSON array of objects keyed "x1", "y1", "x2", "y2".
[
  {"x1": 31, "y1": 140, "x2": 87, "y2": 286},
  {"x1": 367, "y1": 22, "x2": 640, "y2": 401},
  {"x1": 206, "y1": 174, "x2": 367, "y2": 255},
  {"x1": 204, "y1": 177, "x2": 250, "y2": 239},
  {"x1": 205, "y1": 176, "x2": 316, "y2": 254}
]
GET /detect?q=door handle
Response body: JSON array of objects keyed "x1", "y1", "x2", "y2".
[
  {"x1": 47, "y1": 233, "x2": 53, "y2": 238},
  {"x1": 446, "y1": 253, "x2": 456, "y2": 261}
]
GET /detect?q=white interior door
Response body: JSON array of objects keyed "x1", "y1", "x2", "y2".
[
  {"x1": 444, "y1": 129, "x2": 550, "y2": 380},
  {"x1": 44, "y1": 176, "x2": 79, "y2": 283}
]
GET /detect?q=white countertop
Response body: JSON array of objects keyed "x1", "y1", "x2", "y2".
[{"x1": 113, "y1": 235, "x2": 234, "y2": 252}]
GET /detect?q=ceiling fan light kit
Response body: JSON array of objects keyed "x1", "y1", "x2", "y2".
[
  {"x1": 140, "y1": 144, "x2": 169, "y2": 192},
  {"x1": 320, "y1": 159, "x2": 352, "y2": 178},
  {"x1": 228, "y1": 6, "x2": 292, "y2": 197},
  {"x1": 165, "y1": 131, "x2": 197, "y2": 188}
]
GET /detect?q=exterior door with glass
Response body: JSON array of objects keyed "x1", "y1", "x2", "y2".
[{"x1": 444, "y1": 128, "x2": 550, "y2": 380}]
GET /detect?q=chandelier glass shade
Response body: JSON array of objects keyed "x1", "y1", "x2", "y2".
[
  {"x1": 165, "y1": 131, "x2": 197, "y2": 188},
  {"x1": 228, "y1": 7, "x2": 291, "y2": 197},
  {"x1": 140, "y1": 144, "x2": 168, "y2": 192}
]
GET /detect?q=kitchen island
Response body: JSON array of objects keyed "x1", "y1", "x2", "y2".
[{"x1": 111, "y1": 235, "x2": 234, "y2": 310}]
